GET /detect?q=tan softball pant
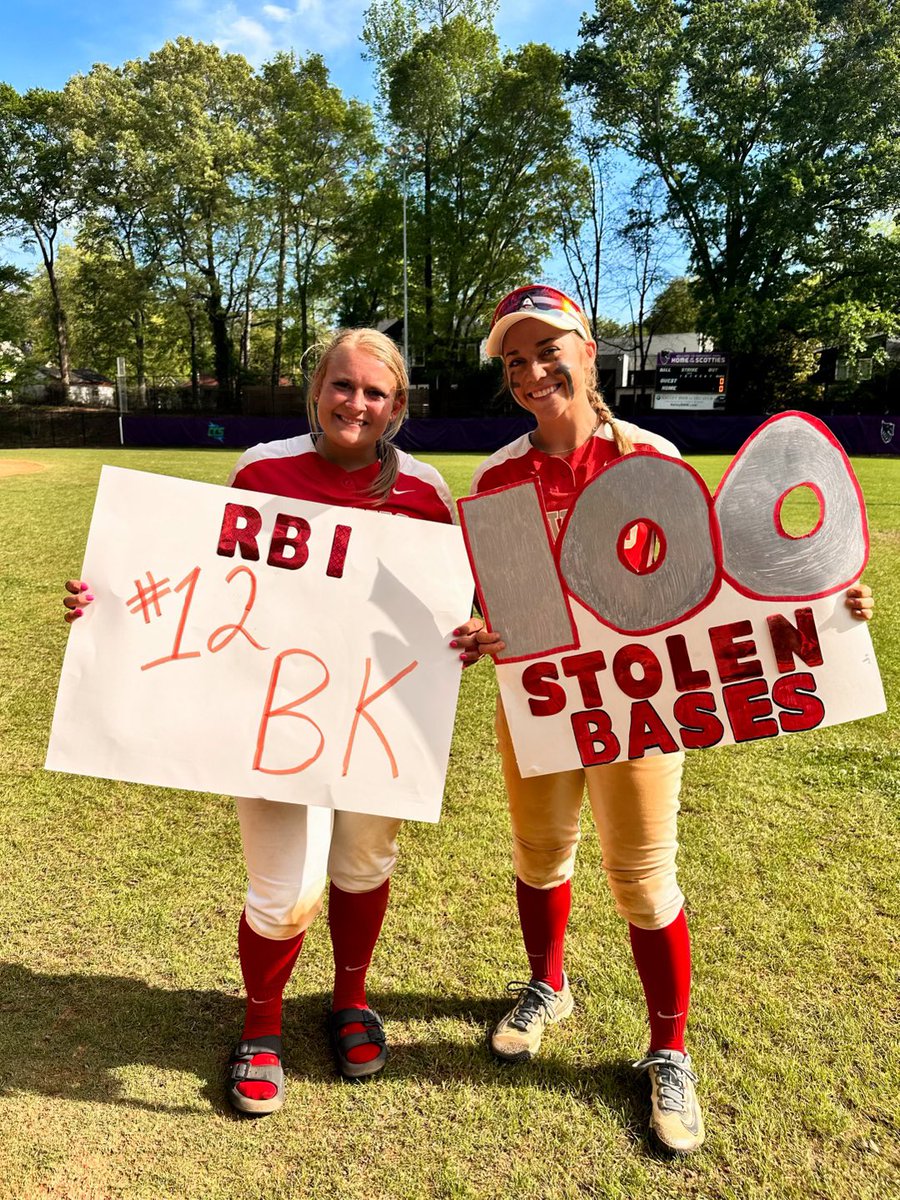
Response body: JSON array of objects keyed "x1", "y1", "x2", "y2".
[
  {"x1": 236, "y1": 796, "x2": 403, "y2": 940},
  {"x1": 496, "y1": 700, "x2": 685, "y2": 930}
]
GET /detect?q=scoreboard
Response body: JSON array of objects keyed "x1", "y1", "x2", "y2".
[{"x1": 654, "y1": 351, "x2": 727, "y2": 410}]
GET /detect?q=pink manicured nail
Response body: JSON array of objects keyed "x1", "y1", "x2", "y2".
[
  {"x1": 453, "y1": 628, "x2": 462, "y2": 636},
  {"x1": 71, "y1": 608, "x2": 83, "y2": 620},
  {"x1": 84, "y1": 592, "x2": 95, "y2": 602},
  {"x1": 449, "y1": 640, "x2": 459, "y2": 648}
]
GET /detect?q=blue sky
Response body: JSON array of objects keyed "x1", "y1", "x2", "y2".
[
  {"x1": 3, "y1": 1, "x2": 678, "y2": 321},
  {"x1": 2, "y1": 0, "x2": 589, "y2": 101}
]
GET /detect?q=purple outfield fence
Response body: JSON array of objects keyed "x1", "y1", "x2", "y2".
[
  {"x1": 119, "y1": 415, "x2": 538, "y2": 453},
  {"x1": 120, "y1": 412, "x2": 900, "y2": 456}
]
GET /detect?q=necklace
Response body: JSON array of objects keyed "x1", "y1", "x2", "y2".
[{"x1": 530, "y1": 417, "x2": 601, "y2": 456}]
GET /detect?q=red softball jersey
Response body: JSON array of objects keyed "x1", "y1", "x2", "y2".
[{"x1": 229, "y1": 434, "x2": 455, "y2": 525}]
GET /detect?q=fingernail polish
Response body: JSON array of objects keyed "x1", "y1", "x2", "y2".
[{"x1": 84, "y1": 592, "x2": 95, "y2": 602}]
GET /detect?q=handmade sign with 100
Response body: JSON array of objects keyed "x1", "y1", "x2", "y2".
[{"x1": 458, "y1": 413, "x2": 884, "y2": 776}]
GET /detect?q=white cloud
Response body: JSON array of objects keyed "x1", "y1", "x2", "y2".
[
  {"x1": 281, "y1": 0, "x2": 368, "y2": 52},
  {"x1": 168, "y1": 0, "x2": 368, "y2": 60},
  {"x1": 215, "y1": 11, "x2": 276, "y2": 58},
  {"x1": 262, "y1": 4, "x2": 292, "y2": 21}
]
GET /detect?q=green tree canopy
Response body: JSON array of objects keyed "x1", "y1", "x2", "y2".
[
  {"x1": 366, "y1": 3, "x2": 584, "y2": 376},
  {"x1": 259, "y1": 51, "x2": 377, "y2": 382},
  {"x1": 0, "y1": 84, "x2": 81, "y2": 390},
  {"x1": 568, "y1": 0, "x2": 900, "y2": 402},
  {"x1": 647, "y1": 276, "x2": 700, "y2": 335}
]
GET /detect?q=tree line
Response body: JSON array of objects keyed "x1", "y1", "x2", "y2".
[{"x1": 0, "y1": 0, "x2": 897, "y2": 412}]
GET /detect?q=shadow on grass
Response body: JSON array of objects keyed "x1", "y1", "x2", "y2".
[{"x1": 0, "y1": 964, "x2": 651, "y2": 1145}]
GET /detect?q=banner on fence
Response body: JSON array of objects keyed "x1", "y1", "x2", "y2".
[
  {"x1": 46, "y1": 466, "x2": 475, "y2": 821},
  {"x1": 459, "y1": 412, "x2": 885, "y2": 776}
]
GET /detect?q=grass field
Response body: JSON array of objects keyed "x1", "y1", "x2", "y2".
[{"x1": 0, "y1": 447, "x2": 897, "y2": 1200}]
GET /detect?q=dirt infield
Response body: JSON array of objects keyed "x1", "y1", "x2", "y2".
[{"x1": 0, "y1": 459, "x2": 50, "y2": 478}]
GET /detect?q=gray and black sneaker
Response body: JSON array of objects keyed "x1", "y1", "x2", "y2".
[
  {"x1": 633, "y1": 1049, "x2": 706, "y2": 1155},
  {"x1": 490, "y1": 975, "x2": 574, "y2": 1062}
]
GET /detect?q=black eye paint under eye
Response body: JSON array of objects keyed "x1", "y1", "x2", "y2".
[{"x1": 555, "y1": 363, "x2": 575, "y2": 398}]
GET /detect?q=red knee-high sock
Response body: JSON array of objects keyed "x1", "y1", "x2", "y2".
[
  {"x1": 329, "y1": 879, "x2": 390, "y2": 1065},
  {"x1": 628, "y1": 907, "x2": 691, "y2": 1053},
  {"x1": 239, "y1": 910, "x2": 305, "y2": 1041},
  {"x1": 236, "y1": 911, "x2": 305, "y2": 1102},
  {"x1": 515, "y1": 877, "x2": 571, "y2": 992}
]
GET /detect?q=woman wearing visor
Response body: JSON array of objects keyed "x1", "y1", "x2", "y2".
[{"x1": 452, "y1": 284, "x2": 873, "y2": 1155}]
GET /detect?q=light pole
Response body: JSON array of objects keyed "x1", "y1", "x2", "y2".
[{"x1": 386, "y1": 143, "x2": 422, "y2": 368}]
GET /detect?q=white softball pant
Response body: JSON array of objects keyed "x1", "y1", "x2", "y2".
[{"x1": 236, "y1": 797, "x2": 403, "y2": 940}]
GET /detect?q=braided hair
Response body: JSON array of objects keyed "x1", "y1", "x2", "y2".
[{"x1": 585, "y1": 360, "x2": 634, "y2": 457}]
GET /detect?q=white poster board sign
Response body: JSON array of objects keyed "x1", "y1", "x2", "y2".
[
  {"x1": 47, "y1": 466, "x2": 475, "y2": 822},
  {"x1": 459, "y1": 413, "x2": 885, "y2": 776}
]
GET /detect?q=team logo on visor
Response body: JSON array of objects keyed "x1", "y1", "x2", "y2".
[{"x1": 491, "y1": 285, "x2": 586, "y2": 327}]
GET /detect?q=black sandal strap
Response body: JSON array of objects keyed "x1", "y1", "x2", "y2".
[
  {"x1": 231, "y1": 1035, "x2": 283, "y2": 1061},
  {"x1": 331, "y1": 1007, "x2": 383, "y2": 1030},
  {"x1": 229, "y1": 1060, "x2": 283, "y2": 1084},
  {"x1": 336, "y1": 1029, "x2": 386, "y2": 1052},
  {"x1": 226, "y1": 1035, "x2": 285, "y2": 1114}
]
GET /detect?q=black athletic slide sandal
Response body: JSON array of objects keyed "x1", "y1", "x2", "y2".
[
  {"x1": 225, "y1": 1035, "x2": 284, "y2": 1116},
  {"x1": 328, "y1": 1007, "x2": 388, "y2": 1081}
]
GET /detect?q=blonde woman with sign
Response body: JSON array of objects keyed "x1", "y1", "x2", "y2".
[{"x1": 64, "y1": 329, "x2": 457, "y2": 1115}]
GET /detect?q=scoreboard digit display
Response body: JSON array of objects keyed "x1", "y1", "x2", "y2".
[{"x1": 654, "y1": 351, "x2": 728, "y2": 410}]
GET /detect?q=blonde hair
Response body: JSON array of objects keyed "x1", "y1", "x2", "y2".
[
  {"x1": 305, "y1": 328, "x2": 408, "y2": 502},
  {"x1": 584, "y1": 356, "x2": 634, "y2": 456}
]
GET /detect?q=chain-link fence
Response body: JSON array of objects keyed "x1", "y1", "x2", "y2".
[{"x1": 0, "y1": 406, "x2": 121, "y2": 449}]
